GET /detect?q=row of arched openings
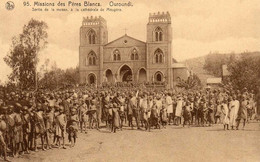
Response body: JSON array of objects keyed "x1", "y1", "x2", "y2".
[
  {"x1": 113, "y1": 48, "x2": 139, "y2": 61},
  {"x1": 154, "y1": 27, "x2": 163, "y2": 42},
  {"x1": 87, "y1": 69, "x2": 164, "y2": 84},
  {"x1": 86, "y1": 48, "x2": 164, "y2": 66},
  {"x1": 87, "y1": 29, "x2": 96, "y2": 44}
]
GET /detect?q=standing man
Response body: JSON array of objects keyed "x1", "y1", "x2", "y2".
[
  {"x1": 174, "y1": 95, "x2": 183, "y2": 126},
  {"x1": 229, "y1": 96, "x2": 240, "y2": 130},
  {"x1": 129, "y1": 92, "x2": 140, "y2": 130},
  {"x1": 166, "y1": 93, "x2": 173, "y2": 125},
  {"x1": 237, "y1": 96, "x2": 248, "y2": 129}
]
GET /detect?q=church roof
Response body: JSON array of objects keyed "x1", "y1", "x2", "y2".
[
  {"x1": 104, "y1": 34, "x2": 146, "y2": 46},
  {"x1": 171, "y1": 63, "x2": 187, "y2": 68}
]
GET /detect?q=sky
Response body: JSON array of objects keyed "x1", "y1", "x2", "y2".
[{"x1": 0, "y1": 0, "x2": 259, "y2": 82}]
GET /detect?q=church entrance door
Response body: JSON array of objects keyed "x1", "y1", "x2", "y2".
[
  {"x1": 119, "y1": 65, "x2": 132, "y2": 82},
  {"x1": 138, "y1": 68, "x2": 146, "y2": 83},
  {"x1": 88, "y1": 73, "x2": 96, "y2": 85},
  {"x1": 105, "y1": 69, "x2": 113, "y2": 83}
]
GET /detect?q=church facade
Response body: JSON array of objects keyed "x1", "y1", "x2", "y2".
[{"x1": 79, "y1": 12, "x2": 189, "y2": 88}]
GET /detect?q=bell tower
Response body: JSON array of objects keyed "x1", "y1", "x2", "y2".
[
  {"x1": 79, "y1": 16, "x2": 108, "y2": 85},
  {"x1": 146, "y1": 11, "x2": 172, "y2": 88}
]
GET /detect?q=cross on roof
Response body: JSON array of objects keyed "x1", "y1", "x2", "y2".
[{"x1": 124, "y1": 28, "x2": 127, "y2": 35}]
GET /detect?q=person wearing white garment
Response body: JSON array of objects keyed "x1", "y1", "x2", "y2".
[
  {"x1": 229, "y1": 96, "x2": 240, "y2": 130},
  {"x1": 174, "y1": 95, "x2": 183, "y2": 126},
  {"x1": 166, "y1": 93, "x2": 173, "y2": 125},
  {"x1": 221, "y1": 99, "x2": 229, "y2": 130}
]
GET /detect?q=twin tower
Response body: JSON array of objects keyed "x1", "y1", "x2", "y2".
[{"x1": 79, "y1": 12, "x2": 178, "y2": 88}]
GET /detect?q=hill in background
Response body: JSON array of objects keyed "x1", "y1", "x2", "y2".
[{"x1": 183, "y1": 51, "x2": 260, "y2": 86}]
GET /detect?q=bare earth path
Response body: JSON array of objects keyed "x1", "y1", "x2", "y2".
[{"x1": 7, "y1": 122, "x2": 260, "y2": 162}]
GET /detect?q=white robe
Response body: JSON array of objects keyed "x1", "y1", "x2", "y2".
[
  {"x1": 222, "y1": 103, "x2": 229, "y2": 125},
  {"x1": 229, "y1": 100, "x2": 240, "y2": 127},
  {"x1": 175, "y1": 99, "x2": 183, "y2": 117},
  {"x1": 166, "y1": 96, "x2": 173, "y2": 113}
]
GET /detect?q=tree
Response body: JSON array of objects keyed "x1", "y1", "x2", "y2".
[
  {"x1": 38, "y1": 61, "x2": 79, "y2": 90},
  {"x1": 4, "y1": 19, "x2": 48, "y2": 90},
  {"x1": 228, "y1": 54, "x2": 260, "y2": 90}
]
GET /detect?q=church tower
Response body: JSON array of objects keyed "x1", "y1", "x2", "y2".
[
  {"x1": 146, "y1": 11, "x2": 172, "y2": 88},
  {"x1": 79, "y1": 16, "x2": 108, "y2": 85}
]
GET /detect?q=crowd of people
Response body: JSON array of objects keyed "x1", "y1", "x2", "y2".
[{"x1": 0, "y1": 84, "x2": 259, "y2": 161}]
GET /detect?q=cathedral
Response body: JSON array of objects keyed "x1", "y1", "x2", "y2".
[{"x1": 79, "y1": 11, "x2": 189, "y2": 88}]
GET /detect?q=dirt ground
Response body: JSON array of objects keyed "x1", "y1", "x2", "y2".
[{"x1": 5, "y1": 122, "x2": 260, "y2": 162}]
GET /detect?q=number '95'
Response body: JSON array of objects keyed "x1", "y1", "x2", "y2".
[{"x1": 23, "y1": 1, "x2": 30, "y2": 6}]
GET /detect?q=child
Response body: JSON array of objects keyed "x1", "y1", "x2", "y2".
[
  {"x1": 183, "y1": 101, "x2": 192, "y2": 127},
  {"x1": 215, "y1": 100, "x2": 222, "y2": 124},
  {"x1": 54, "y1": 106, "x2": 66, "y2": 149},
  {"x1": 112, "y1": 103, "x2": 120, "y2": 133},
  {"x1": 160, "y1": 105, "x2": 167, "y2": 128},
  {"x1": 45, "y1": 106, "x2": 54, "y2": 150},
  {"x1": 68, "y1": 108, "x2": 79, "y2": 147},
  {"x1": 79, "y1": 100, "x2": 88, "y2": 133},
  {"x1": 221, "y1": 100, "x2": 229, "y2": 130}
]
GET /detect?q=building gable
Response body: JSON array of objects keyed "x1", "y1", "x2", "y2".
[{"x1": 104, "y1": 35, "x2": 146, "y2": 48}]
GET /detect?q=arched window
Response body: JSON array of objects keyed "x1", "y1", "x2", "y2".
[
  {"x1": 88, "y1": 73, "x2": 96, "y2": 85},
  {"x1": 154, "y1": 49, "x2": 163, "y2": 63},
  {"x1": 155, "y1": 54, "x2": 159, "y2": 63},
  {"x1": 131, "y1": 48, "x2": 139, "y2": 60},
  {"x1": 135, "y1": 53, "x2": 139, "y2": 60},
  {"x1": 154, "y1": 27, "x2": 163, "y2": 41},
  {"x1": 113, "y1": 49, "x2": 120, "y2": 61},
  {"x1": 93, "y1": 57, "x2": 96, "y2": 65},
  {"x1": 154, "y1": 71, "x2": 163, "y2": 82},
  {"x1": 88, "y1": 51, "x2": 97, "y2": 65},
  {"x1": 159, "y1": 54, "x2": 163, "y2": 63},
  {"x1": 131, "y1": 53, "x2": 135, "y2": 60},
  {"x1": 88, "y1": 57, "x2": 92, "y2": 65},
  {"x1": 87, "y1": 29, "x2": 96, "y2": 44}
]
